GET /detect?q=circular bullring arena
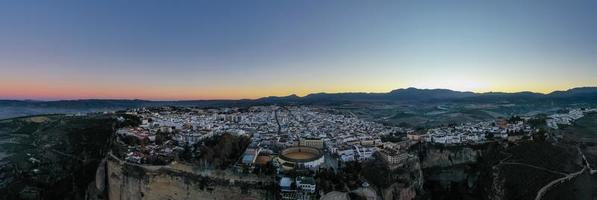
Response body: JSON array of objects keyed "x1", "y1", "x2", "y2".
[{"x1": 277, "y1": 146, "x2": 324, "y2": 171}]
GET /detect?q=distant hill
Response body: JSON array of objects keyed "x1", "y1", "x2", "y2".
[
  {"x1": 301, "y1": 88, "x2": 475, "y2": 102},
  {"x1": 389, "y1": 87, "x2": 477, "y2": 100},
  {"x1": 2, "y1": 87, "x2": 597, "y2": 118},
  {"x1": 548, "y1": 87, "x2": 597, "y2": 97}
]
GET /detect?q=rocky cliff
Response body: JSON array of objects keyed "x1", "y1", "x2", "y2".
[
  {"x1": 419, "y1": 146, "x2": 480, "y2": 168},
  {"x1": 361, "y1": 153, "x2": 424, "y2": 200},
  {"x1": 93, "y1": 153, "x2": 275, "y2": 200},
  {"x1": 417, "y1": 144, "x2": 487, "y2": 200}
]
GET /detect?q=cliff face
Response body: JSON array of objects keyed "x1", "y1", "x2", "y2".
[
  {"x1": 379, "y1": 183, "x2": 418, "y2": 200},
  {"x1": 101, "y1": 154, "x2": 274, "y2": 200},
  {"x1": 361, "y1": 154, "x2": 424, "y2": 200},
  {"x1": 418, "y1": 144, "x2": 486, "y2": 199},
  {"x1": 420, "y1": 146, "x2": 480, "y2": 168},
  {"x1": 486, "y1": 165, "x2": 506, "y2": 200}
]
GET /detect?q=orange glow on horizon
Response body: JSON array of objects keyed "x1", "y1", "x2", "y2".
[{"x1": 0, "y1": 80, "x2": 591, "y2": 101}]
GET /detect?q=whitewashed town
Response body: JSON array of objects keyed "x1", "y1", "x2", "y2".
[{"x1": 111, "y1": 105, "x2": 597, "y2": 199}]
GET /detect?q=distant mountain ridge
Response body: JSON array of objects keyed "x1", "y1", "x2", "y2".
[
  {"x1": 2, "y1": 87, "x2": 597, "y2": 108},
  {"x1": 548, "y1": 87, "x2": 597, "y2": 97}
]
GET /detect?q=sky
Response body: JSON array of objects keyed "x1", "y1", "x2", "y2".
[{"x1": 1, "y1": 1, "x2": 597, "y2": 100}]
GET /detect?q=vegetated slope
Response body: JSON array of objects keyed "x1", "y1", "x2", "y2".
[
  {"x1": 415, "y1": 140, "x2": 584, "y2": 200},
  {"x1": 506, "y1": 142, "x2": 582, "y2": 173},
  {"x1": 562, "y1": 113, "x2": 597, "y2": 169},
  {"x1": 541, "y1": 172, "x2": 597, "y2": 200},
  {"x1": 0, "y1": 114, "x2": 119, "y2": 200},
  {"x1": 495, "y1": 141, "x2": 583, "y2": 200},
  {"x1": 542, "y1": 113, "x2": 597, "y2": 200}
]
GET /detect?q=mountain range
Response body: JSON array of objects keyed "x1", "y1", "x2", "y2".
[
  {"x1": 259, "y1": 87, "x2": 597, "y2": 104},
  {"x1": 2, "y1": 87, "x2": 597, "y2": 109}
]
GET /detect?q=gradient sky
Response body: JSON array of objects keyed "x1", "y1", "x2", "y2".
[{"x1": 1, "y1": 1, "x2": 597, "y2": 100}]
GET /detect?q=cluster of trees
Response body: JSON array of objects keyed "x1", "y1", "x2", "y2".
[
  {"x1": 316, "y1": 162, "x2": 363, "y2": 193},
  {"x1": 508, "y1": 116, "x2": 523, "y2": 123},
  {"x1": 182, "y1": 133, "x2": 251, "y2": 169}
]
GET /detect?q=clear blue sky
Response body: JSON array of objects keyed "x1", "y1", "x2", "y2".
[{"x1": 1, "y1": 0, "x2": 597, "y2": 100}]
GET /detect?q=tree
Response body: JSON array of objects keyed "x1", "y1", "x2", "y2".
[
  {"x1": 533, "y1": 129, "x2": 547, "y2": 142},
  {"x1": 485, "y1": 132, "x2": 494, "y2": 140}
]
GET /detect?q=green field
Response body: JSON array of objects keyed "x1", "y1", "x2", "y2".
[{"x1": 332, "y1": 102, "x2": 568, "y2": 128}]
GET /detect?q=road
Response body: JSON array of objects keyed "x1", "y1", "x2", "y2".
[{"x1": 274, "y1": 109, "x2": 281, "y2": 134}]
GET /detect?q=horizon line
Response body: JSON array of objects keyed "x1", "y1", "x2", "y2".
[{"x1": 1, "y1": 86, "x2": 595, "y2": 102}]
